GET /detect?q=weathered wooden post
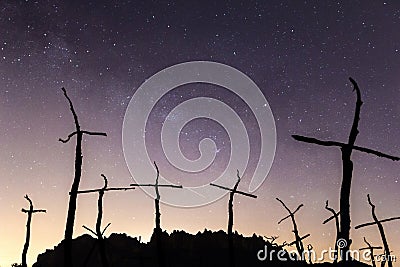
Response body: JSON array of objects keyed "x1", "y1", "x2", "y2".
[
  {"x1": 276, "y1": 198, "x2": 309, "y2": 259},
  {"x1": 210, "y1": 170, "x2": 257, "y2": 267},
  {"x1": 130, "y1": 161, "x2": 183, "y2": 267},
  {"x1": 74, "y1": 174, "x2": 135, "y2": 267},
  {"x1": 355, "y1": 194, "x2": 400, "y2": 267},
  {"x1": 21, "y1": 195, "x2": 46, "y2": 267},
  {"x1": 359, "y1": 237, "x2": 382, "y2": 267},
  {"x1": 292, "y1": 78, "x2": 399, "y2": 258},
  {"x1": 59, "y1": 87, "x2": 107, "y2": 267},
  {"x1": 322, "y1": 200, "x2": 340, "y2": 262}
]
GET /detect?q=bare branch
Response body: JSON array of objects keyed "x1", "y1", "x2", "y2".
[
  {"x1": 21, "y1": 195, "x2": 46, "y2": 213},
  {"x1": 100, "y1": 174, "x2": 108, "y2": 190},
  {"x1": 264, "y1": 236, "x2": 279, "y2": 243},
  {"x1": 348, "y1": 77, "x2": 362, "y2": 147},
  {"x1": 288, "y1": 234, "x2": 310, "y2": 246},
  {"x1": 61, "y1": 87, "x2": 80, "y2": 130},
  {"x1": 154, "y1": 161, "x2": 160, "y2": 200},
  {"x1": 82, "y1": 225, "x2": 97, "y2": 237},
  {"x1": 278, "y1": 214, "x2": 291, "y2": 225},
  {"x1": 81, "y1": 130, "x2": 107, "y2": 137},
  {"x1": 210, "y1": 183, "x2": 257, "y2": 198},
  {"x1": 355, "y1": 216, "x2": 400, "y2": 229},
  {"x1": 359, "y1": 237, "x2": 382, "y2": 251},
  {"x1": 24, "y1": 195, "x2": 33, "y2": 207},
  {"x1": 323, "y1": 200, "x2": 340, "y2": 224},
  {"x1": 58, "y1": 131, "x2": 78, "y2": 143},
  {"x1": 292, "y1": 135, "x2": 399, "y2": 161},
  {"x1": 73, "y1": 187, "x2": 136, "y2": 195},
  {"x1": 59, "y1": 131, "x2": 107, "y2": 143},
  {"x1": 130, "y1": 183, "x2": 182, "y2": 188},
  {"x1": 361, "y1": 194, "x2": 394, "y2": 267},
  {"x1": 276, "y1": 198, "x2": 303, "y2": 215},
  {"x1": 276, "y1": 198, "x2": 291, "y2": 213},
  {"x1": 101, "y1": 223, "x2": 111, "y2": 236},
  {"x1": 22, "y1": 209, "x2": 46, "y2": 213}
]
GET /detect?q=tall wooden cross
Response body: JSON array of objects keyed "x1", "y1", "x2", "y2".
[
  {"x1": 73, "y1": 174, "x2": 136, "y2": 267},
  {"x1": 210, "y1": 170, "x2": 257, "y2": 267},
  {"x1": 130, "y1": 161, "x2": 183, "y2": 267},
  {"x1": 322, "y1": 200, "x2": 340, "y2": 262},
  {"x1": 291, "y1": 78, "x2": 399, "y2": 257},
  {"x1": 355, "y1": 194, "x2": 400, "y2": 267},
  {"x1": 359, "y1": 237, "x2": 382, "y2": 267},
  {"x1": 21, "y1": 195, "x2": 46, "y2": 267},
  {"x1": 276, "y1": 198, "x2": 309, "y2": 258},
  {"x1": 59, "y1": 87, "x2": 107, "y2": 267}
]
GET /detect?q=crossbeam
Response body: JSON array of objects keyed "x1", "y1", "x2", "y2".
[
  {"x1": 292, "y1": 135, "x2": 400, "y2": 161},
  {"x1": 209, "y1": 183, "x2": 257, "y2": 198},
  {"x1": 322, "y1": 211, "x2": 340, "y2": 224},
  {"x1": 355, "y1": 216, "x2": 400, "y2": 229},
  {"x1": 73, "y1": 187, "x2": 136, "y2": 194},
  {"x1": 288, "y1": 234, "x2": 310, "y2": 246},
  {"x1": 130, "y1": 183, "x2": 182, "y2": 188},
  {"x1": 360, "y1": 246, "x2": 383, "y2": 251}
]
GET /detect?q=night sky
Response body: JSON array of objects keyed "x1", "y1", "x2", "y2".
[{"x1": 1, "y1": 1, "x2": 400, "y2": 266}]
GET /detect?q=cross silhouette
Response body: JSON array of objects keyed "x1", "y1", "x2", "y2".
[
  {"x1": 130, "y1": 161, "x2": 183, "y2": 267},
  {"x1": 74, "y1": 174, "x2": 136, "y2": 267},
  {"x1": 21, "y1": 195, "x2": 46, "y2": 267},
  {"x1": 291, "y1": 77, "x2": 399, "y2": 257},
  {"x1": 276, "y1": 198, "x2": 309, "y2": 258},
  {"x1": 355, "y1": 194, "x2": 400, "y2": 267},
  {"x1": 59, "y1": 87, "x2": 107, "y2": 267},
  {"x1": 210, "y1": 170, "x2": 257, "y2": 267},
  {"x1": 359, "y1": 237, "x2": 382, "y2": 267},
  {"x1": 322, "y1": 200, "x2": 340, "y2": 262}
]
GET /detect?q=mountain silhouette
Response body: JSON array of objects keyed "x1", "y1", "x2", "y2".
[{"x1": 32, "y1": 230, "x2": 372, "y2": 267}]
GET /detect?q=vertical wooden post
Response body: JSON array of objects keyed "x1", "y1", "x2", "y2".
[
  {"x1": 292, "y1": 78, "x2": 399, "y2": 258},
  {"x1": 210, "y1": 170, "x2": 257, "y2": 267},
  {"x1": 59, "y1": 88, "x2": 107, "y2": 267},
  {"x1": 21, "y1": 195, "x2": 46, "y2": 267}
]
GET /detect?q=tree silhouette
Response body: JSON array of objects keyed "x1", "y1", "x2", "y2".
[
  {"x1": 59, "y1": 87, "x2": 107, "y2": 267},
  {"x1": 21, "y1": 195, "x2": 46, "y2": 267},
  {"x1": 276, "y1": 198, "x2": 309, "y2": 259},
  {"x1": 292, "y1": 78, "x2": 399, "y2": 258},
  {"x1": 359, "y1": 237, "x2": 382, "y2": 267},
  {"x1": 355, "y1": 194, "x2": 400, "y2": 267},
  {"x1": 210, "y1": 170, "x2": 257, "y2": 267},
  {"x1": 264, "y1": 236, "x2": 288, "y2": 250},
  {"x1": 130, "y1": 161, "x2": 183, "y2": 267},
  {"x1": 75, "y1": 174, "x2": 135, "y2": 267},
  {"x1": 322, "y1": 200, "x2": 340, "y2": 262}
]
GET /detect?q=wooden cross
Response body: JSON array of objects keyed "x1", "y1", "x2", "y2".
[
  {"x1": 21, "y1": 195, "x2": 46, "y2": 267},
  {"x1": 210, "y1": 170, "x2": 257, "y2": 267},
  {"x1": 59, "y1": 87, "x2": 107, "y2": 267},
  {"x1": 322, "y1": 200, "x2": 340, "y2": 262},
  {"x1": 130, "y1": 161, "x2": 182, "y2": 267},
  {"x1": 291, "y1": 78, "x2": 399, "y2": 257},
  {"x1": 276, "y1": 198, "x2": 309, "y2": 258},
  {"x1": 355, "y1": 194, "x2": 400, "y2": 267},
  {"x1": 359, "y1": 237, "x2": 382, "y2": 267},
  {"x1": 73, "y1": 174, "x2": 135, "y2": 267}
]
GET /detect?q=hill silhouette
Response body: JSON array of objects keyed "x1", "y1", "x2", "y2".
[{"x1": 32, "y1": 230, "x2": 372, "y2": 267}]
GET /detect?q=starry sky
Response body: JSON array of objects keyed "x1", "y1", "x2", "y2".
[{"x1": 1, "y1": 0, "x2": 400, "y2": 266}]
